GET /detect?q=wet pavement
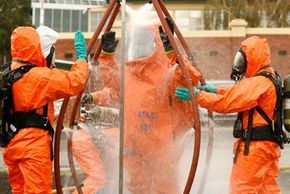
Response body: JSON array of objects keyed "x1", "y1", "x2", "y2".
[
  {"x1": 180, "y1": 125, "x2": 290, "y2": 194},
  {"x1": 0, "y1": 124, "x2": 289, "y2": 193}
]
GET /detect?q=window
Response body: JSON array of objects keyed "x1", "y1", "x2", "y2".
[
  {"x1": 83, "y1": 0, "x2": 90, "y2": 5},
  {"x1": 279, "y1": 50, "x2": 287, "y2": 56},
  {"x1": 90, "y1": 12, "x2": 104, "y2": 32},
  {"x1": 53, "y1": 9, "x2": 61, "y2": 32},
  {"x1": 56, "y1": 0, "x2": 65, "y2": 3},
  {"x1": 189, "y1": 16, "x2": 203, "y2": 30},
  {"x1": 81, "y1": 11, "x2": 88, "y2": 31},
  {"x1": 32, "y1": 3, "x2": 90, "y2": 32},
  {"x1": 175, "y1": 10, "x2": 203, "y2": 31},
  {"x1": 62, "y1": 10, "x2": 71, "y2": 32},
  {"x1": 64, "y1": 53, "x2": 73, "y2": 59},
  {"x1": 34, "y1": 8, "x2": 40, "y2": 26},
  {"x1": 65, "y1": 0, "x2": 74, "y2": 3},
  {"x1": 44, "y1": 9, "x2": 53, "y2": 28},
  {"x1": 72, "y1": 10, "x2": 80, "y2": 31},
  {"x1": 175, "y1": 11, "x2": 189, "y2": 31}
]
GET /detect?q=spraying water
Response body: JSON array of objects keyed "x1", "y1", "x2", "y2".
[
  {"x1": 71, "y1": 4, "x2": 226, "y2": 194},
  {"x1": 125, "y1": 4, "x2": 159, "y2": 26},
  {"x1": 123, "y1": 4, "x2": 199, "y2": 194}
]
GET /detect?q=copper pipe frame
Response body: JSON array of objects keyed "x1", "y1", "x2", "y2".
[
  {"x1": 55, "y1": 1, "x2": 211, "y2": 193},
  {"x1": 54, "y1": 1, "x2": 119, "y2": 193},
  {"x1": 67, "y1": 94, "x2": 84, "y2": 194},
  {"x1": 151, "y1": 1, "x2": 201, "y2": 194},
  {"x1": 66, "y1": 1, "x2": 121, "y2": 194},
  {"x1": 93, "y1": 2, "x2": 121, "y2": 60},
  {"x1": 86, "y1": 0, "x2": 117, "y2": 54},
  {"x1": 158, "y1": 1, "x2": 215, "y2": 193},
  {"x1": 54, "y1": 97, "x2": 70, "y2": 194}
]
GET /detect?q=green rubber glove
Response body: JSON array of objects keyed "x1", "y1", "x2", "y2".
[
  {"x1": 197, "y1": 82, "x2": 217, "y2": 93},
  {"x1": 175, "y1": 87, "x2": 199, "y2": 101},
  {"x1": 74, "y1": 31, "x2": 87, "y2": 60}
]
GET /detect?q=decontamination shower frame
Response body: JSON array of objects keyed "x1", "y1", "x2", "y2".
[{"x1": 53, "y1": 0, "x2": 215, "y2": 194}]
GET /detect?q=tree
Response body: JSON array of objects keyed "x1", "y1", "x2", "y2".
[
  {"x1": 0, "y1": 0, "x2": 32, "y2": 64},
  {"x1": 203, "y1": 0, "x2": 290, "y2": 30}
]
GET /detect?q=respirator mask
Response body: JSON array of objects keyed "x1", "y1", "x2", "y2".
[{"x1": 230, "y1": 48, "x2": 247, "y2": 81}]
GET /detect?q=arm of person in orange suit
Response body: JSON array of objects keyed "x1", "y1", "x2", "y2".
[
  {"x1": 91, "y1": 51, "x2": 120, "y2": 106},
  {"x1": 216, "y1": 85, "x2": 233, "y2": 94},
  {"x1": 197, "y1": 76, "x2": 272, "y2": 114},
  {"x1": 34, "y1": 59, "x2": 88, "y2": 104},
  {"x1": 167, "y1": 52, "x2": 201, "y2": 86}
]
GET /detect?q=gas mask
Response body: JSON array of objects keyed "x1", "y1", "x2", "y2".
[
  {"x1": 230, "y1": 48, "x2": 247, "y2": 81},
  {"x1": 46, "y1": 46, "x2": 56, "y2": 69}
]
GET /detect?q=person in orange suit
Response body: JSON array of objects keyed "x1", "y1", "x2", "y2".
[
  {"x1": 81, "y1": 18, "x2": 201, "y2": 193},
  {"x1": 176, "y1": 36, "x2": 281, "y2": 193},
  {"x1": 2, "y1": 26, "x2": 88, "y2": 194},
  {"x1": 124, "y1": 23, "x2": 201, "y2": 194},
  {"x1": 72, "y1": 31, "x2": 120, "y2": 194}
]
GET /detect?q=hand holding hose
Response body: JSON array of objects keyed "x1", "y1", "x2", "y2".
[
  {"x1": 197, "y1": 82, "x2": 217, "y2": 93},
  {"x1": 175, "y1": 87, "x2": 199, "y2": 101}
]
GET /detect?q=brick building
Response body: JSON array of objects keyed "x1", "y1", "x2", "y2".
[
  {"x1": 55, "y1": 19, "x2": 290, "y2": 80},
  {"x1": 31, "y1": 0, "x2": 290, "y2": 79}
]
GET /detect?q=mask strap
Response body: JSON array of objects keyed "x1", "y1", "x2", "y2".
[{"x1": 46, "y1": 46, "x2": 55, "y2": 68}]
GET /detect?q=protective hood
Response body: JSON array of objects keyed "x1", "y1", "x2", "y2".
[
  {"x1": 11, "y1": 26, "x2": 46, "y2": 67},
  {"x1": 36, "y1": 26, "x2": 58, "y2": 58},
  {"x1": 126, "y1": 24, "x2": 167, "y2": 78},
  {"x1": 240, "y1": 36, "x2": 270, "y2": 78}
]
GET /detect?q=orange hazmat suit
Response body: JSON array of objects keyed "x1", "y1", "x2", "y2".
[
  {"x1": 75, "y1": 24, "x2": 200, "y2": 193},
  {"x1": 2, "y1": 26, "x2": 88, "y2": 194},
  {"x1": 197, "y1": 36, "x2": 281, "y2": 193},
  {"x1": 122, "y1": 24, "x2": 200, "y2": 194}
]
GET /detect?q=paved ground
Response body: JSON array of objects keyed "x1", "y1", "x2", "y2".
[
  {"x1": 0, "y1": 124, "x2": 289, "y2": 194},
  {"x1": 180, "y1": 124, "x2": 290, "y2": 194}
]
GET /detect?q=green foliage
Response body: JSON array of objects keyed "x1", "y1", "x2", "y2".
[
  {"x1": 0, "y1": 0, "x2": 32, "y2": 64},
  {"x1": 203, "y1": 0, "x2": 290, "y2": 30}
]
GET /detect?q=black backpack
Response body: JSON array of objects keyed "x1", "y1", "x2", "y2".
[
  {"x1": 233, "y1": 70, "x2": 290, "y2": 156},
  {"x1": 0, "y1": 61, "x2": 54, "y2": 148},
  {"x1": 243, "y1": 71, "x2": 290, "y2": 155},
  {"x1": 0, "y1": 61, "x2": 36, "y2": 147}
]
